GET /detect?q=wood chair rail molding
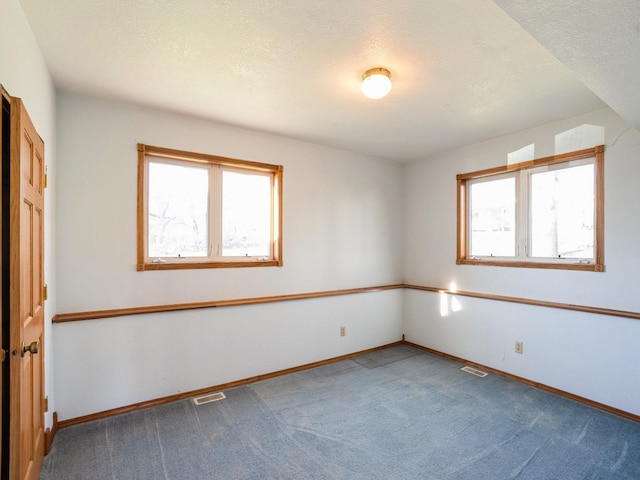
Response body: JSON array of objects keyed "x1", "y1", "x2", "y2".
[
  {"x1": 52, "y1": 284, "x2": 405, "y2": 323},
  {"x1": 51, "y1": 284, "x2": 640, "y2": 324},
  {"x1": 403, "y1": 284, "x2": 640, "y2": 321}
]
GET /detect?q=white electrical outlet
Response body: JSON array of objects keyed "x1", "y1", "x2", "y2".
[
  {"x1": 340, "y1": 326, "x2": 346, "y2": 337},
  {"x1": 515, "y1": 341, "x2": 523, "y2": 354}
]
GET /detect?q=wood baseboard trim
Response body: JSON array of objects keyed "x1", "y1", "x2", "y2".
[
  {"x1": 57, "y1": 341, "x2": 404, "y2": 429},
  {"x1": 55, "y1": 340, "x2": 639, "y2": 431},
  {"x1": 44, "y1": 412, "x2": 58, "y2": 455},
  {"x1": 52, "y1": 284, "x2": 404, "y2": 323},
  {"x1": 403, "y1": 340, "x2": 640, "y2": 424}
]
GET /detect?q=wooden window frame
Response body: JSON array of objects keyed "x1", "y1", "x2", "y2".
[
  {"x1": 137, "y1": 144, "x2": 283, "y2": 271},
  {"x1": 456, "y1": 145, "x2": 604, "y2": 272}
]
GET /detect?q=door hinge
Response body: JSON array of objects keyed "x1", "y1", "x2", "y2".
[
  {"x1": 43, "y1": 396, "x2": 49, "y2": 413},
  {"x1": 43, "y1": 165, "x2": 48, "y2": 188},
  {"x1": 43, "y1": 284, "x2": 48, "y2": 301}
]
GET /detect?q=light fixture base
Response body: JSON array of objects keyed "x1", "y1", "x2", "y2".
[{"x1": 362, "y1": 67, "x2": 391, "y2": 81}]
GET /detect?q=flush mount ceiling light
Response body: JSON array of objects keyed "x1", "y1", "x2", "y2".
[{"x1": 361, "y1": 67, "x2": 392, "y2": 99}]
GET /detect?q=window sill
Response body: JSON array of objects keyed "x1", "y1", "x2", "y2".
[
  {"x1": 137, "y1": 260, "x2": 283, "y2": 271},
  {"x1": 456, "y1": 258, "x2": 604, "y2": 272}
]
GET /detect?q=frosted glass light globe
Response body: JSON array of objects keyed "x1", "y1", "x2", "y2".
[{"x1": 361, "y1": 68, "x2": 392, "y2": 99}]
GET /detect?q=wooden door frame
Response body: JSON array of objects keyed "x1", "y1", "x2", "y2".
[{"x1": 0, "y1": 84, "x2": 10, "y2": 480}]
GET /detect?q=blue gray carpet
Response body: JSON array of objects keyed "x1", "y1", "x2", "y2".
[{"x1": 40, "y1": 346, "x2": 640, "y2": 479}]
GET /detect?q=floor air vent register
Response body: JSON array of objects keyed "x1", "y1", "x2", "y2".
[
  {"x1": 461, "y1": 366, "x2": 488, "y2": 377},
  {"x1": 193, "y1": 392, "x2": 226, "y2": 405}
]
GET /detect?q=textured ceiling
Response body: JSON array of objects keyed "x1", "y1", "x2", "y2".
[
  {"x1": 493, "y1": 0, "x2": 640, "y2": 134},
  {"x1": 18, "y1": 0, "x2": 618, "y2": 162}
]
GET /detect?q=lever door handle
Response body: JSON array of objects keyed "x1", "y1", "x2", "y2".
[{"x1": 21, "y1": 341, "x2": 39, "y2": 357}]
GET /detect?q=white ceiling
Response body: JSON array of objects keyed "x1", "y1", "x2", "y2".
[
  {"x1": 18, "y1": 0, "x2": 637, "y2": 162},
  {"x1": 492, "y1": 0, "x2": 640, "y2": 135}
]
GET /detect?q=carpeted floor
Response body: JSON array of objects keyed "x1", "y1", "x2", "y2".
[{"x1": 40, "y1": 345, "x2": 640, "y2": 479}]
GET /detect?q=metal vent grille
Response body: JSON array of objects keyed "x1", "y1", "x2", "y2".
[
  {"x1": 461, "y1": 366, "x2": 488, "y2": 377},
  {"x1": 193, "y1": 392, "x2": 226, "y2": 405}
]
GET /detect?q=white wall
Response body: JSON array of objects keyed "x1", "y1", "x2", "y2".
[
  {"x1": 0, "y1": 0, "x2": 57, "y2": 429},
  {"x1": 55, "y1": 289, "x2": 403, "y2": 420},
  {"x1": 6, "y1": 0, "x2": 639, "y2": 428},
  {"x1": 404, "y1": 107, "x2": 640, "y2": 415},
  {"x1": 54, "y1": 91, "x2": 404, "y2": 419},
  {"x1": 56, "y1": 91, "x2": 403, "y2": 311}
]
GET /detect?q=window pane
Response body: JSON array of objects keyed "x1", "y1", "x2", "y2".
[
  {"x1": 469, "y1": 177, "x2": 516, "y2": 256},
  {"x1": 222, "y1": 170, "x2": 271, "y2": 257},
  {"x1": 530, "y1": 164, "x2": 594, "y2": 258},
  {"x1": 148, "y1": 161, "x2": 209, "y2": 257}
]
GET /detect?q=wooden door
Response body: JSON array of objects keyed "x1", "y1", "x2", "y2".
[{"x1": 8, "y1": 97, "x2": 45, "y2": 480}]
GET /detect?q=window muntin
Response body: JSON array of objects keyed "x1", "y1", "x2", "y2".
[
  {"x1": 457, "y1": 145, "x2": 604, "y2": 271},
  {"x1": 138, "y1": 144, "x2": 283, "y2": 270}
]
